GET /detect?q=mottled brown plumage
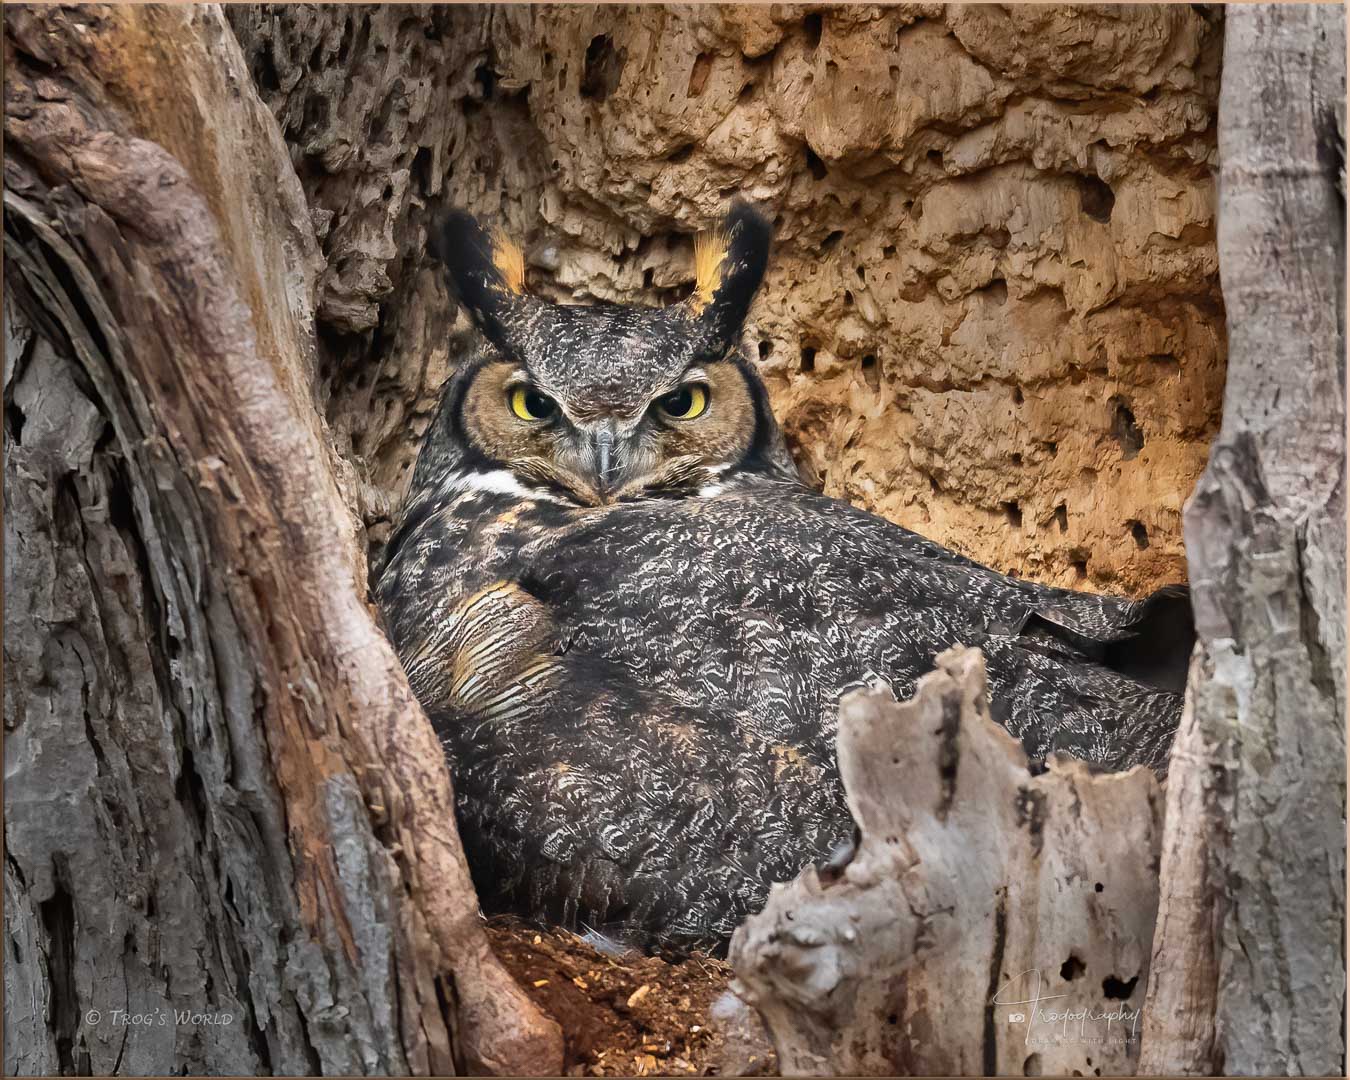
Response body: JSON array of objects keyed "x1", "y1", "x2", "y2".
[{"x1": 376, "y1": 203, "x2": 1190, "y2": 951}]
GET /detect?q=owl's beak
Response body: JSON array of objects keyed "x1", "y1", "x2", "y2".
[{"x1": 589, "y1": 424, "x2": 617, "y2": 496}]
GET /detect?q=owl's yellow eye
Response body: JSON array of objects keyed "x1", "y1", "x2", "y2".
[
  {"x1": 656, "y1": 383, "x2": 709, "y2": 421},
  {"x1": 509, "y1": 386, "x2": 557, "y2": 421}
]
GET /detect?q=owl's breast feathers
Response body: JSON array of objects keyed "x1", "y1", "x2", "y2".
[{"x1": 375, "y1": 476, "x2": 1189, "y2": 949}]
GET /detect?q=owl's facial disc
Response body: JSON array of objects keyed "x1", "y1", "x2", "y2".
[
  {"x1": 459, "y1": 357, "x2": 756, "y2": 503},
  {"x1": 436, "y1": 199, "x2": 792, "y2": 502}
]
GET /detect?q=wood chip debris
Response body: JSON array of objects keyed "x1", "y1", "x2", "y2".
[
  {"x1": 484, "y1": 921, "x2": 757, "y2": 1076},
  {"x1": 626, "y1": 984, "x2": 652, "y2": 1008}
]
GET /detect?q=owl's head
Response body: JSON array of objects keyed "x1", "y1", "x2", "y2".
[{"x1": 422, "y1": 201, "x2": 797, "y2": 505}]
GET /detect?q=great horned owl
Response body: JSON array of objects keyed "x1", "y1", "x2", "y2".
[{"x1": 375, "y1": 202, "x2": 1191, "y2": 951}]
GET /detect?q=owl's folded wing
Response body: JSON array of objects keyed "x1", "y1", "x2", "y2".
[{"x1": 437, "y1": 678, "x2": 851, "y2": 954}]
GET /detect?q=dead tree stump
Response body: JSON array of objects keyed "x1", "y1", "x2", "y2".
[{"x1": 730, "y1": 647, "x2": 1163, "y2": 1077}]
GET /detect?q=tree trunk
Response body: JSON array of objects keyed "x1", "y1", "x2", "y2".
[
  {"x1": 1139, "y1": 5, "x2": 1346, "y2": 1076},
  {"x1": 3, "y1": 5, "x2": 560, "y2": 1075}
]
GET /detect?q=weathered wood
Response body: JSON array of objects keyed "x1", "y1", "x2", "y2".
[
  {"x1": 3, "y1": 5, "x2": 560, "y2": 1075},
  {"x1": 730, "y1": 647, "x2": 1163, "y2": 1077},
  {"x1": 1133, "y1": 657, "x2": 1221, "y2": 1075},
  {"x1": 1139, "y1": 5, "x2": 1346, "y2": 1076}
]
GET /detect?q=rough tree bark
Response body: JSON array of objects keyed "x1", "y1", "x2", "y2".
[
  {"x1": 1139, "y1": 5, "x2": 1346, "y2": 1076},
  {"x1": 730, "y1": 648, "x2": 1163, "y2": 1077},
  {"x1": 3, "y1": 6, "x2": 560, "y2": 1075}
]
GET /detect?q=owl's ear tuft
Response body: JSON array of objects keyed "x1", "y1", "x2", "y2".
[
  {"x1": 689, "y1": 200, "x2": 772, "y2": 351},
  {"x1": 692, "y1": 228, "x2": 730, "y2": 312},
  {"x1": 432, "y1": 210, "x2": 528, "y2": 349}
]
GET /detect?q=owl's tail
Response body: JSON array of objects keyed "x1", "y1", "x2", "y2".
[
  {"x1": 1099, "y1": 584, "x2": 1195, "y2": 693},
  {"x1": 1019, "y1": 583, "x2": 1195, "y2": 694}
]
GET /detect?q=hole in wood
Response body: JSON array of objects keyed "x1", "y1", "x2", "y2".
[
  {"x1": 1076, "y1": 174, "x2": 1116, "y2": 223},
  {"x1": 1102, "y1": 974, "x2": 1139, "y2": 1000},
  {"x1": 804, "y1": 144, "x2": 828, "y2": 180},
  {"x1": 474, "y1": 63, "x2": 496, "y2": 100},
  {"x1": 411, "y1": 146, "x2": 433, "y2": 194},
  {"x1": 1110, "y1": 397, "x2": 1144, "y2": 460},
  {"x1": 580, "y1": 34, "x2": 623, "y2": 101},
  {"x1": 687, "y1": 52, "x2": 713, "y2": 97},
  {"x1": 6, "y1": 403, "x2": 25, "y2": 444},
  {"x1": 861, "y1": 354, "x2": 880, "y2": 391},
  {"x1": 803, "y1": 11, "x2": 823, "y2": 49}
]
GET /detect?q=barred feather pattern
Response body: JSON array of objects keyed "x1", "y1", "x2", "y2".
[{"x1": 377, "y1": 465, "x2": 1188, "y2": 952}]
